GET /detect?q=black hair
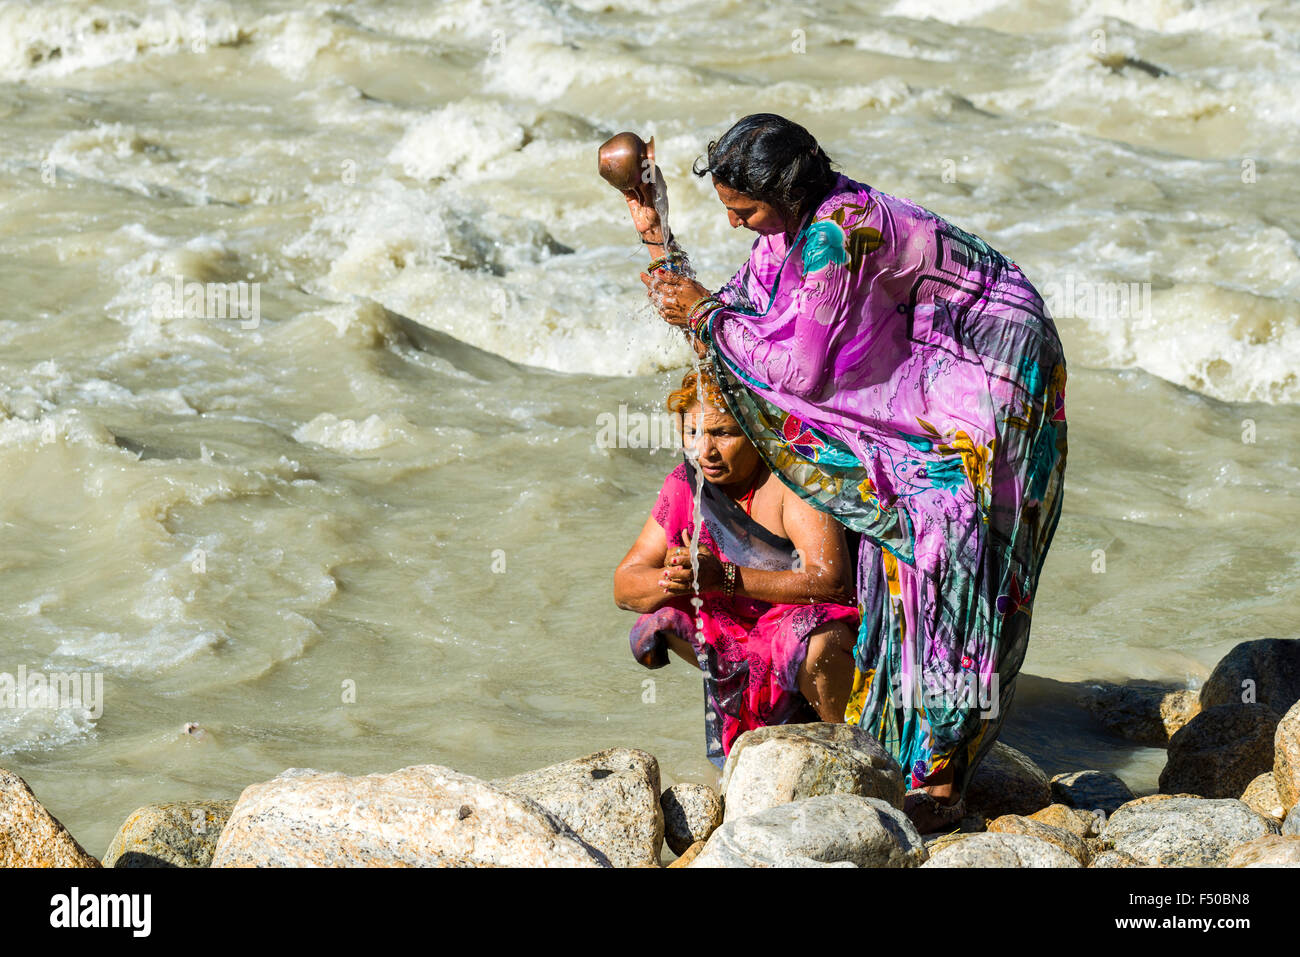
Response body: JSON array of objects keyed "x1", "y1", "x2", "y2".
[{"x1": 692, "y1": 114, "x2": 838, "y2": 233}]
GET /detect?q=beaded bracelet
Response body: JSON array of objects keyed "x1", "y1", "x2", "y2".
[
  {"x1": 723, "y1": 561, "x2": 737, "y2": 600},
  {"x1": 687, "y1": 295, "x2": 725, "y2": 340},
  {"x1": 647, "y1": 250, "x2": 687, "y2": 275}
]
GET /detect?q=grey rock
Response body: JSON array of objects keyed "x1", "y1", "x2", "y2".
[
  {"x1": 964, "y1": 742, "x2": 1052, "y2": 819},
  {"x1": 921, "y1": 832, "x2": 1082, "y2": 868},
  {"x1": 720, "y1": 723, "x2": 905, "y2": 822},
  {"x1": 1082, "y1": 681, "x2": 1200, "y2": 747},
  {"x1": 1200, "y1": 638, "x2": 1300, "y2": 712},
  {"x1": 0, "y1": 767, "x2": 99, "y2": 868},
  {"x1": 1159, "y1": 703, "x2": 1281, "y2": 799},
  {"x1": 103, "y1": 800, "x2": 236, "y2": 868},
  {"x1": 1226, "y1": 834, "x2": 1300, "y2": 867},
  {"x1": 494, "y1": 748, "x2": 662, "y2": 867},
  {"x1": 1097, "y1": 796, "x2": 1278, "y2": 867},
  {"x1": 1050, "y1": 770, "x2": 1135, "y2": 817},
  {"x1": 660, "y1": 783, "x2": 722, "y2": 856},
  {"x1": 1283, "y1": 804, "x2": 1299, "y2": 836},
  {"x1": 212, "y1": 765, "x2": 611, "y2": 867},
  {"x1": 1088, "y1": 849, "x2": 1147, "y2": 868},
  {"x1": 691, "y1": 794, "x2": 926, "y2": 868}
]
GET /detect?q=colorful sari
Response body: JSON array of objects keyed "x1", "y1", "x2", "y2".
[
  {"x1": 628, "y1": 454, "x2": 861, "y2": 767},
  {"x1": 698, "y1": 173, "x2": 1068, "y2": 796}
]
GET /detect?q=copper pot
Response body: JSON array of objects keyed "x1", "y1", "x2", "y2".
[{"x1": 598, "y1": 131, "x2": 655, "y2": 198}]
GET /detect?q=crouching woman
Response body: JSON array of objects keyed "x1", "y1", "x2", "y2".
[{"x1": 613, "y1": 366, "x2": 861, "y2": 767}]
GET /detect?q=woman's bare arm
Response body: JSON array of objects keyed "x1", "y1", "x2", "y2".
[
  {"x1": 613, "y1": 514, "x2": 675, "y2": 614},
  {"x1": 655, "y1": 487, "x2": 858, "y2": 607},
  {"x1": 730, "y1": 487, "x2": 856, "y2": 606}
]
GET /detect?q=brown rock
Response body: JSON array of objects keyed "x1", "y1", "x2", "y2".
[
  {"x1": 923, "y1": 830, "x2": 975, "y2": 855},
  {"x1": 1275, "y1": 699, "x2": 1300, "y2": 809},
  {"x1": 1200, "y1": 639, "x2": 1300, "y2": 712},
  {"x1": 668, "y1": 841, "x2": 705, "y2": 868},
  {"x1": 1159, "y1": 703, "x2": 1280, "y2": 799},
  {"x1": 987, "y1": 814, "x2": 1090, "y2": 864},
  {"x1": 1082, "y1": 681, "x2": 1200, "y2": 746},
  {"x1": 1029, "y1": 803, "x2": 1103, "y2": 838},
  {"x1": 1240, "y1": 772, "x2": 1287, "y2": 823},
  {"x1": 964, "y1": 742, "x2": 1052, "y2": 819},
  {"x1": 1117, "y1": 792, "x2": 1201, "y2": 810},
  {"x1": 1226, "y1": 834, "x2": 1300, "y2": 867},
  {"x1": 0, "y1": 767, "x2": 99, "y2": 868}
]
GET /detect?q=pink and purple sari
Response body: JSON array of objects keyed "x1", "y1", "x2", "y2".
[
  {"x1": 629, "y1": 455, "x2": 861, "y2": 767},
  {"x1": 697, "y1": 173, "x2": 1068, "y2": 795}
]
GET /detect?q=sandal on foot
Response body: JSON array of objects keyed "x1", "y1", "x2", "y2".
[{"x1": 903, "y1": 791, "x2": 967, "y2": 832}]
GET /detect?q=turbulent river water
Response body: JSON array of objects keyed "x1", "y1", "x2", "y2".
[{"x1": 1, "y1": 0, "x2": 1298, "y2": 853}]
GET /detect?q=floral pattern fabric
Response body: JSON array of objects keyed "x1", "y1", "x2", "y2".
[{"x1": 701, "y1": 173, "x2": 1068, "y2": 795}]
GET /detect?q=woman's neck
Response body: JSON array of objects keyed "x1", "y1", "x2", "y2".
[{"x1": 722, "y1": 462, "x2": 768, "y2": 500}]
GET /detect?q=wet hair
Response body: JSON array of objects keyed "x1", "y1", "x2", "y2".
[
  {"x1": 666, "y1": 366, "x2": 728, "y2": 417},
  {"x1": 692, "y1": 113, "x2": 838, "y2": 229}
]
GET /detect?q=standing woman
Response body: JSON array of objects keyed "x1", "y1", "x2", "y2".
[{"x1": 623, "y1": 114, "x2": 1067, "y2": 833}]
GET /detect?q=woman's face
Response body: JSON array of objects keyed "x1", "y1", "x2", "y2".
[
  {"x1": 713, "y1": 177, "x2": 788, "y2": 236},
  {"x1": 681, "y1": 401, "x2": 762, "y2": 485}
]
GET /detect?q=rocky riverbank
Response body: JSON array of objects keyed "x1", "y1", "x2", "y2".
[{"x1": 4, "y1": 638, "x2": 1299, "y2": 868}]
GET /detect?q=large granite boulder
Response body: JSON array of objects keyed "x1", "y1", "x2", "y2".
[
  {"x1": 719, "y1": 723, "x2": 905, "y2": 822},
  {"x1": 964, "y1": 742, "x2": 1052, "y2": 819},
  {"x1": 1199, "y1": 638, "x2": 1300, "y2": 712},
  {"x1": 1081, "y1": 681, "x2": 1200, "y2": 747},
  {"x1": 1284, "y1": 804, "x2": 1300, "y2": 836},
  {"x1": 1226, "y1": 834, "x2": 1300, "y2": 867},
  {"x1": 211, "y1": 765, "x2": 611, "y2": 867},
  {"x1": 103, "y1": 800, "x2": 236, "y2": 868},
  {"x1": 1240, "y1": 772, "x2": 1288, "y2": 823},
  {"x1": 0, "y1": 768, "x2": 99, "y2": 867},
  {"x1": 986, "y1": 814, "x2": 1090, "y2": 864},
  {"x1": 690, "y1": 794, "x2": 925, "y2": 868},
  {"x1": 921, "y1": 832, "x2": 1082, "y2": 868},
  {"x1": 660, "y1": 783, "x2": 722, "y2": 856},
  {"x1": 1049, "y1": 770, "x2": 1135, "y2": 817},
  {"x1": 1096, "y1": 796, "x2": 1277, "y2": 867},
  {"x1": 493, "y1": 748, "x2": 662, "y2": 867},
  {"x1": 1159, "y1": 703, "x2": 1281, "y2": 798},
  {"x1": 1275, "y1": 699, "x2": 1300, "y2": 809}
]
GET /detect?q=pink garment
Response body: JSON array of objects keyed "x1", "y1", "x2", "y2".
[{"x1": 628, "y1": 459, "x2": 860, "y2": 765}]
